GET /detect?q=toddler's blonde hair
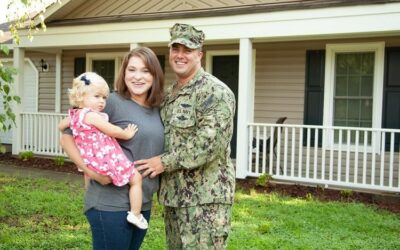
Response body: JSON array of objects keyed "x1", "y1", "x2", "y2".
[{"x1": 68, "y1": 72, "x2": 110, "y2": 107}]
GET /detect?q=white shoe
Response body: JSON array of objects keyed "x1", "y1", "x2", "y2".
[{"x1": 127, "y1": 212, "x2": 148, "y2": 229}]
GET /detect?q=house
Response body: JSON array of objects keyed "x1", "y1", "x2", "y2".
[{"x1": 4, "y1": 0, "x2": 400, "y2": 193}]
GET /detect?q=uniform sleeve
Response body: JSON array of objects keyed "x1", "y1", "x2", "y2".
[{"x1": 161, "y1": 85, "x2": 235, "y2": 172}]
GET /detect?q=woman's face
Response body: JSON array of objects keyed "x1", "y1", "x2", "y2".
[{"x1": 124, "y1": 56, "x2": 153, "y2": 102}]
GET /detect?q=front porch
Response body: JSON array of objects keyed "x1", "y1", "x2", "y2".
[{"x1": 15, "y1": 112, "x2": 400, "y2": 194}]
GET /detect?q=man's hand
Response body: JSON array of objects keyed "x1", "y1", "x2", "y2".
[{"x1": 135, "y1": 155, "x2": 165, "y2": 178}]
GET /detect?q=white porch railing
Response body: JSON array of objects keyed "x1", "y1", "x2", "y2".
[
  {"x1": 20, "y1": 112, "x2": 67, "y2": 156},
  {"x1": 249, "y1": 123, "x2": 400, "y2": 193}
]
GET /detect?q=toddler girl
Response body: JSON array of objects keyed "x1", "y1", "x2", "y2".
[{"x1": 59, "y1": 72, "x2": 148, "y2": 229}]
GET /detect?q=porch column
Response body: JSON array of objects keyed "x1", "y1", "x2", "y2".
[
  {"x1": 236, "y1": 38, "x2": 255, "y2": 179},
  {"x1": 12, "y1": 47, "x2": 25, "y2": 155},
  {"x1": 130, "y1": 43, "x2": 142, "y2": 50},
  {"x1": 55, "y1": 53, "x2": 62, "y2": 113}
]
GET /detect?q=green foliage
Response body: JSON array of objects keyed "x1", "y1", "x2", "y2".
[
  {"x1": 305, "y1": 192, "x2": 314, "y2": 201},
  {"x1": 340, "y1": 189, "x2": 353, "y2": 200},
  {"x1": 256, "y1": 173, "x2": 272, "y2": 187},
  {"x1": 0, "y1": 62, "x2": 20, "y2": 133},
  {"x1": 1, "y1": 173, "x2": 400, "y2": 249},
  {"x1": 0, "y1": 0, "x2": 57, "y2": 149},
  {"x1": 53, "y1": 156, "x2": 65, "y2": 166},
  {"x1": 257, "y1": 222, "x2": 272, "y2": 234},
  {"x1": 6, "y1": 0, "x2": 53, "y2": 45},
  {"x1": 0, "y1": 144, "x2": 6, "y2": 154},
  {"x1": 18, "y1": 151, "x2": 34, "y2": 161}
]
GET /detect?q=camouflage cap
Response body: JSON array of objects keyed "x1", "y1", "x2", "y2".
[{"x1": 168, "y1": 23, "x2": 205, "y2": 49}]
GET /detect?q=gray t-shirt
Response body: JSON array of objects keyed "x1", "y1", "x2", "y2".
[{"x1": 84, "y1": 93, "x2": 164, "y2": 212}]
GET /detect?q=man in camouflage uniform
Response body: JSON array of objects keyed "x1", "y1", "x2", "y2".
[{"x1": 136, "y1": 23, "x2": 236, "y2": 249}]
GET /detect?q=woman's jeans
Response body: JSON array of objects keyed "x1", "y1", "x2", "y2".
[{"x1": 85, "y1": 208, "x2": 151, "y2": 250}]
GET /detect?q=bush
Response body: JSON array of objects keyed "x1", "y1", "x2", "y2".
[
  {"x1": 19, "y1": 151, "x2": 34, "y2": 161},
  {"x1": 54, "y1": 156, "x2": 65, "y2": 167},
  {"x1": 256, "y1": 173, "x2": 272, "y2": 187}
]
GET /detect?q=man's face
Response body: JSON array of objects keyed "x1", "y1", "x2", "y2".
[{"x1": 169, "y1": 43, "x2": 203, "y2": 83}]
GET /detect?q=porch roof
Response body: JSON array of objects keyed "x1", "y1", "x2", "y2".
[
  {"x1": 18, "y1": 1, "x2": 400, "y2": 49},
  {"x1": 40, "y1": 0, "x2": 399, "y2": 27}
]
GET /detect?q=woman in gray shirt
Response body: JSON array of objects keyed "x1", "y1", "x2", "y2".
[{"x1": 60, "y1": 47, "x2": 164, "y2": 250}]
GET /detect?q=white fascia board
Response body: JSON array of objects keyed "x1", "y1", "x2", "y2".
[{"x1": 18, "y1": 2, "x2": 400, "y2": 48}]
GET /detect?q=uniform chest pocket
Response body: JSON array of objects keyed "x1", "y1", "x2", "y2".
[{"x1": 170, "y1": 109, "x2": 196, "y2": 129}]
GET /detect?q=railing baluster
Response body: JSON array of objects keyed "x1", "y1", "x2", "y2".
[
  {"x1": 371, "y1": 131, "x2": 376, "y2": 185},
  {"x1": 338, "y1": 129, "x2": 342, "y2": 182},
  {"x1": 306, "y1": 128, "x2": 310, "y2": 179},
  {"x1": 291, "y1": 127, "x2": 295, "y2": 177},
  {"x1": 283, "y1": 127, "x2": 288, "y2": 176},
  {"x1": 255, "y1": 126, "x2": 260, "y2": 174},
  {"x1": 389, "y1": 132, "x2": 394, "y2": 188},
  {"x1": 269, "y1": 126, "x2": 274, "y2": 175},
  {"x1": 248, "y1": 125, "x2": 253, "y2": 174},
  {"x1": 314, "y1": 128, "x2": 318, "y2": 179},
  {"x1": 329, "y1": 128, "x2": 334, "y2": 181},
  {"x1": 21, "y1": 114, "x2": 25, "y2": 151},
  {"x1": 298, "y1": 128, "x2": 303, "y2": 178},
  {"x1": 354, "y1": 130, "x2": 359, "y2": 184},
  {"x1": 262, "y1": 126, "x2": 267, "y2": 174},
  {"x1": 29, "y1": 114, "x2": 33, "y2": 151},
  {"x1": 50, "y1": 115, "x2": 54, "y2": 154},
  {"x1": 380, "y1": 131, "x2": 385, "y2": 187},
  {"x1": 362, "y1": 130, "x2": 368, "y2": 184},
  {"x1": 346, "y1": 130, "x2": 350, "y2": 183},
  {"x1": 34, "y1": 115, "x2": 38, "y2": 153},
  {"x1": 276, "y1": 127, "x2": 281, "y2": 175},
  {"x1": 321, "y1": 128, "x2": 326, "y2": 181}
]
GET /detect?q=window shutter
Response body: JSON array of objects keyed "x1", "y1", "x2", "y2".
[
  {"x1": 382, "y1": 47, "x2": 400, "y2": 151},
  {"x1": 303, "y1": 50, "x2": 325, "y2": 146}
]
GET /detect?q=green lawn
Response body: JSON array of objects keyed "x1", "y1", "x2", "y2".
[{"x1": 0, "y1": 173, "x2": 399, "y2": 249}]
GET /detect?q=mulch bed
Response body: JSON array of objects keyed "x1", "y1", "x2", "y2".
[{"x1": 1, "y1": 152, "x2": 399, "y2": 213}]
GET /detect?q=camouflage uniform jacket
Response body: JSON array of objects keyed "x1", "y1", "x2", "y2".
[{"x1": 159, "y1": 68, "x2": 236, "y2": 207}]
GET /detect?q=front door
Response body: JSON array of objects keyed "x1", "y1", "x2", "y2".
[
  {"x1": 92, "y1": 60, "x2": 115, "y2": 90},
  {"x1": 212, "y1": 55, "x2": 239, "y2": 158}
]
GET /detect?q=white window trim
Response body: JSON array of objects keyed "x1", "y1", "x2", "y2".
[
  {"x1": 85, "y1": 52, "x2": 126, "y2": 83},
  {"x1": 205, "y1": 50, "x2": 239, "y2": 72},
  {"x1": 323, "y1": 42, "x2": 385, "y2": 152}
]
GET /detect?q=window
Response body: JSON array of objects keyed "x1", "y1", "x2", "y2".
[
  {"x1": 333, "y1": 52, "x2": 374, "y2": 143},
  {"x1": 323, "y1": 42, "x2": 385, "y2": 150}
]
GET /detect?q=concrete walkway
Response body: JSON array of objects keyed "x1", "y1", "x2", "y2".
[{"x1": 0, "y1": 163, "x2": 82, "y2": 184}]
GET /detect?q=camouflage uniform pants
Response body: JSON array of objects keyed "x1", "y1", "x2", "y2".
[{"x1": 164, "y1": 204, "x2": 232, "y2": 250}]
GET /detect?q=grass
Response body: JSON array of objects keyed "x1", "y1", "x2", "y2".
[{"x1": 0, "y1": 174, "x2": 399, "y2": 250}]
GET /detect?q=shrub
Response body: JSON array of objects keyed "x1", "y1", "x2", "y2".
[
  {"x1": 19, "y1": 151, "x2": 34, "y2": 161},
  {"x1": 256, "y1": 173, "x2": 272, "y2": 187},
  {"x1": 340, "y1": 189, "x2": 353, "y2": 200},
  {"x1": 54, "y1": 156, "x2": 65, "y2": 167}
]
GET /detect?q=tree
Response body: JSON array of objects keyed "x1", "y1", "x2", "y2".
[{"x1": 0, "y1": 0, "x2": 57, "y2": 152}]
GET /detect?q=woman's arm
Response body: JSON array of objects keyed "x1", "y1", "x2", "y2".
[
  {"x1": 60, "y1": 133, "x2": 112, "y2": 185},
  {"x1": 85, "y1": 112, "x2": 138, "y2": 140}
]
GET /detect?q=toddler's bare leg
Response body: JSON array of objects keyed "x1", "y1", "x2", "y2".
[{"x1": 129, "y1": 172, "x2": 143, "y2": 215}]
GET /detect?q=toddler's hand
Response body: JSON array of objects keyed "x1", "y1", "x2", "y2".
[{"x1": 123, "y1": 123, "x2": 138, "y2": 139}]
